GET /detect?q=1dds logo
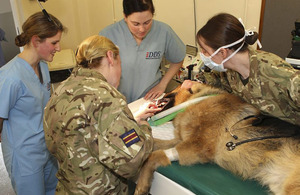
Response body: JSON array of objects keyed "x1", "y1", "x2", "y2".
[{"x1": 146, "y1": 51, "x2": 161, "y2": 59}]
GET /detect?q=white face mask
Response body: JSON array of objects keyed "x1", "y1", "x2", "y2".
[{"x1": 199, "y1": 35, "x2": 245, "y2": 72}]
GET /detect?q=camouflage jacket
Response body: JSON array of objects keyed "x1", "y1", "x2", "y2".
[
  {"x1": 199, "y1": 47, "x2": 300, "y2": 126},
  {"x1": 43, "y1": 67, "x2": 153, "y2": 195}
]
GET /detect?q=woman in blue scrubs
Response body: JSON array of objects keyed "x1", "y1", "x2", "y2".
[
  {"x1": 0, "y1": 12, "x2": 65, "y2": 195},
  {"x1": 100, "y1": 0, "x2": 186, "y2": 103}
]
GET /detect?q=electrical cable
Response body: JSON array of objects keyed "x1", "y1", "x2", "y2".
[{"x1": 37, "y1": 0, "x2": 52, "y2": 22}]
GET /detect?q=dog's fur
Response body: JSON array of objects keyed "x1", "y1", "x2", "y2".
[{"x1": 134, "y1": 83, "x2": 300, "y2": 195}]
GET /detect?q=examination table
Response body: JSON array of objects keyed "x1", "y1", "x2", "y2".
[
  {"x1": 150, "y1": 162, "x2": 269, "y2": 195},
  {"x1": 149, "y1": 122, "x2": 269, "y2": 195}
]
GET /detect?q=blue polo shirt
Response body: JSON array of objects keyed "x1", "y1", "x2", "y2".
[
  {"x1": 100, "y1": 19, "x2": 186, "y2": 103},
  {"x1": 0, "y1": 56, "x2": 51, "y2": 176}
]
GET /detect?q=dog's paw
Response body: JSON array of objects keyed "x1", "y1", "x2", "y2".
[
  {"x1": 134, "y1": 182, "x2": 151, "y2": 195},
  {"x1": 134, "y1": 170, "x2": 153, "y2": 195}
]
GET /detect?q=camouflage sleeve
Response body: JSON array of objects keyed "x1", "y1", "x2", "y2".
[
  {"x1": 97, "y1": 95, "x2": 153, "y2": 179},
  {"x1": 261, "y1": 61, "x2": 299, "y2": 105},
  {"x1": 198, "y1": 70, "x2": 221, "y2": 87},
  {"x1": 289, "y1": 71, "x2": 300, "y2": 106},
  {"x1": 290, "y1": 71, "x2": 300, "y2": 125},
  {"x1": 257, "y1": 60, "x2": 300, "y2": 125},
  {"x1": 198, "y1": 70, "x2": 233, "y2": 93}
]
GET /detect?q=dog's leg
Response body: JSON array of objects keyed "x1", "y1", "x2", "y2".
[
  {"x1": 134, "y1": 148, "x2": 178, "y2": 195},
  {"x1": 135, "y1": 137, "x2": 212, "y2": 195},
  {"x1": 282, "y1": 168, "x2": 300, "y2": 195},
  {"x1": 175, "y1": 139, "x2": 213, "y2": 165},
  {"x1": 153, "y1": 138, "x2": 181, "y2": 150}
]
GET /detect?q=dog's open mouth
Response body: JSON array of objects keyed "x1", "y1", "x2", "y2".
[
  {"x1": 155, "y1": 98, "x2": 170, "y2": 109},
  {"x1": 149, "y1": 98, "x2": 171, "y2": 114}
]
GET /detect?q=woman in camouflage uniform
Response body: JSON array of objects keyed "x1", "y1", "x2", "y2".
[
  {"x1": 185, "y1": 13, "x2": 299, "y2": 126},
  {"x1": 44, "y1": 35, "x2": 160, "y2": 194}
]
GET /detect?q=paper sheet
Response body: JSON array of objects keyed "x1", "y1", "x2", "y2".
[
  {"x1": 128, "y1": 93, "x2": 165, "y2": 118},
  {"x1": 128, "y1": 98, "x2": 152, "y2": 115},
  {"x1": 151, "y1": 122, "x2": 175, "y2": 140},
  {"x1": 128, "y1": 95, "x2": 175, "y2": 140}
]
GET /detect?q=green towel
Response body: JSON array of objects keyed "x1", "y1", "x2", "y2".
[{"x1": 148, "y1": 108, "x2": 185, "y2": 126}]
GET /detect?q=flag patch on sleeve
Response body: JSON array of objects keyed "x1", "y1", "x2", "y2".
[{"x1": 120, "y1": 129, "x2": 140, "y2": 148}]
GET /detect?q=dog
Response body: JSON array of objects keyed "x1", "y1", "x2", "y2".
[{"x1": 134, "y1": 83, "x2": 300, "y2": 195}]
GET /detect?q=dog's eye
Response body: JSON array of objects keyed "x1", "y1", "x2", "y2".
[{"x1": 188, "y1": 88, "x2": 193, "y2": 94}]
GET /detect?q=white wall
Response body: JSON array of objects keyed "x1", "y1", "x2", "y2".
[
  {"x1": 195, "y1": 0, "x2": 262, "y2": 34},
  {"x1": 110, "y1": 0, "x2": 196, "y2": 46},
  {"x1": 10, "y1": 0, "x2": 262, "y2": 51},
  {"x1": 152, "y1": 0, "x2": 196, "y2": 46},
  {"x1": 10, "y1": 0, "x2": 116, "y2": 50}
]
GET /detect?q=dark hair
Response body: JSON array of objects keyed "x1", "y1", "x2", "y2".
[
  {"x1": 196, "y1": 13, "x2": 258, "y2": 52},
  {"x1": 15, "y1": 12, "x2": 65, "y2": 47},
  {"x1": 123, "y1": 0, "x2": 155, "y2": 17}
]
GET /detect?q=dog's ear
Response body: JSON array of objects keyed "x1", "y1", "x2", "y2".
[
  {"x1": 163, "y1": 83, "x2": 195, "y2": 106},
  {"x1": 174, "y1": 89, "x2": 193, "y2": 105},
  {"x1": 164, "y1": 85, "x2": 181, "y2": 98},
  {"x1": 190, "y1": 82, "x2": 206, "y2": 94},
  {"x1": 164, "y1": 92, "x2": 177, "y2": 99}
]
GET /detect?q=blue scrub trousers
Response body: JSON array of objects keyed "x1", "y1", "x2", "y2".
[{"x1": 11, "y1": 155, "x2": 58, "y2": 195}]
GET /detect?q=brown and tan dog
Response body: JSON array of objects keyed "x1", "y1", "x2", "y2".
[{"x1": 134, "y1": 83, "x2": 300, "y2": 195}]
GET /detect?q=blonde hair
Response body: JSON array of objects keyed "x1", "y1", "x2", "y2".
[{"x1": 76, "y1": 35, "x2": 119, "y2": 68}]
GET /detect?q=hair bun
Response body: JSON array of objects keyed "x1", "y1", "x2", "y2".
[
  {"x1": 79, "y1": 60, "x2": 89, "y2": 68},
  {"x1": 245, "y1": 31, "x2": 258, "y2": 45},
  {"x1": 15, "y1": 33, "x2": 27, "y2": 47}
]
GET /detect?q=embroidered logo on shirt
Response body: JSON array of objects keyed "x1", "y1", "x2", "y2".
[
  {"x1": 120, "y1": 129, "x2": 140, "y2": 147},
  {"x1": 146, "y1": 51, "x2": 161, "y2": 59}
]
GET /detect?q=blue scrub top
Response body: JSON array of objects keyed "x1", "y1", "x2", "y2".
[
  {"x1": 100, "y1": 19, "x2": 186, "y2": 103},
  {"x1": 0, "y1": 56, "x2": 51, "y2": 176}
]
